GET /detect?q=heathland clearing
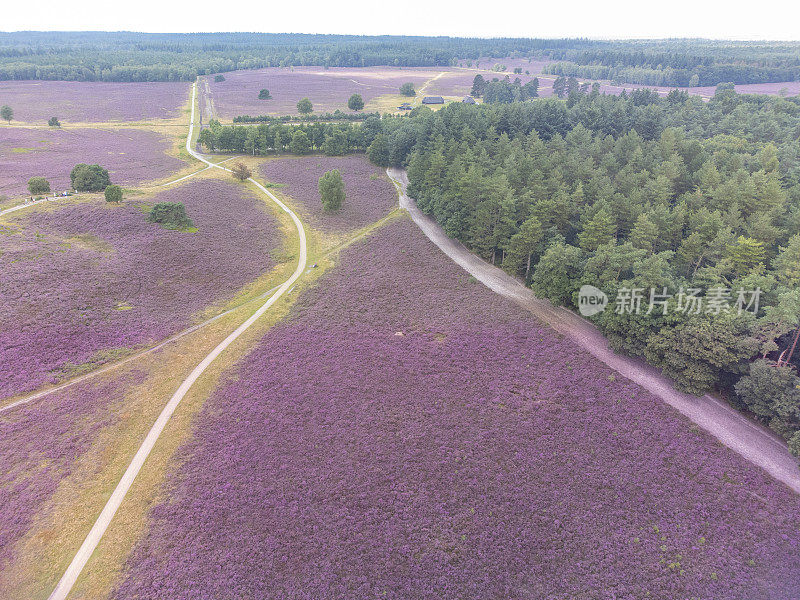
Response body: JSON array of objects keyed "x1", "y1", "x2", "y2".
[
  {"x1": 0, "y1": 81, "x2": 191, "y2": 124},
  {"x1": 114, "y1": 217, "x2": 800, "y2": 600},
  {"x1": 0, "y1": 127, "x2": 186, "y2": 198},
  {"x1": 259, "y1": 155, "x2": 396, "y2": 234},
  {"x1": 0, "y1": 178, "x2": 282, "y2": 398}
]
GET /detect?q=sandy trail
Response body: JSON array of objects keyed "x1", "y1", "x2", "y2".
[
  {"x1": 46, "y1": 82, "x2": 308, "y2": 600},
  {"x1": 388, "y1": 167, "x2": 800, "y2": 495}
]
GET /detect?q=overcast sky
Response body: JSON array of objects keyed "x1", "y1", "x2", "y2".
[{"x1": 4, "y1": 0, "x2": 799, "y2": 40}]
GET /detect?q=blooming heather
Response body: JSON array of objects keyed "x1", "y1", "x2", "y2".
[
  {"x1": 260, "y1": 155, "x2": 396, "y2": 232},
  {"x1": 209, "y1": 67, "x2": 450, "y2": 117},
  {"x1": 0, "y1": 371, "x2": 146, "y2": 570},
  {"x1": 0, "y1": 127, "x2": 186, "y2": 198},
  {"x1": 0, "y1": 179, "x2": 281, "y2": 398},
  {"x1": 0, "y1": 80, "x2": 190, "y2": 123},
  {"x1": 115, "y1": 218, "x2": 800, "y2": 600}
]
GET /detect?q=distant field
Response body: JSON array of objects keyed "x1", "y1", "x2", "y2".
[
  {"x1": 457, "y1": 57, "x2": 800, "y2": 99},
  {"x1": 259, "y1": 155, "x2": 396, "y2": 233},
  {"x1": 208, "y1": 67, "x2": 482, "y2": 117},
  {"x1": 0, "y1": 179, "x2": 281, "y2": 399},
  {"x1": 0, "y1": 127, "x2": 185, "y2": 198},
  {"x1": 458, "y1": 56, "x2": 552, "y2": 74},
  {"x1": 0, "y1": 81, "x2": 190, "y2": 124},
  {"x1": 206, "y1": 61, "x2": 800, "y2": 119},
  {"x1": 114, "y1": 217, "x2": 800, "y2": 600},
  {"x1": 642, "y1": 80, "x2": 800, "y2": 98},
  {"x1": 424, "y1": 71, "x2": 482, "y2": 98}
]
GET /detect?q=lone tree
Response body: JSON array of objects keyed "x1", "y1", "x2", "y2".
[
  {"x1": 104, "y1": 184, "x2": 123, "y2": 203},
  {"x1": 319, "y1": 169, "x2": 345, "y2": 211},
  {"x1": 214, "y1": 74, "x2": 225, "y2": 82},
  {"x1": 148, "y1": 202, "x2": 194, "y2": 230},
  {"x1": 48, "y1": 116, "x2": 61, "y2": 127},
  {"x1": 297, "y1": 97, "x2": 313, "y2": 114},
  {"x1": 27, "y1": 177, "x2": 51, "y2": 196},
  {"x1": 471, "y1": 74, "x2": 487, "y2": 97},
  {"x1": 231, "y1": 162, "x2": 252, "y2": 181},
  {"x1": 399, "y1": 82, "x2": 416, "y2": 97},
  {"x1": 348, "y1": 93, "x2": 364, "y2": 111},
  {"x1": 258, "y1": 88, "x2": 272, "y2": 100},
  {"x1": 70, "y1": 164, "x2": 110, "y2": 192},
  {"x1": 0, "y1": 105, "x2": 12, "y2": 123}
]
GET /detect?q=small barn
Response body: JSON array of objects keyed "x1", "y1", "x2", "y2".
[
  {"x1": 398, "y1": 102, "x2": 413, "y2": 110},
  {"x1": 422, "y1": 96, "x2": 444, "y2": 105},
  {"x1": 462, "y1": 96, "x2": 476, "y2": 104}
]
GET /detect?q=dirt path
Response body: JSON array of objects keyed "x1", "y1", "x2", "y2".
[
  {"x1": 0, "y1": 197, "x2": 58, "y2": 216},
  {"x1": 388, "y1": 167, "x2": 800, "y2": 495},
  {"x1": 412, "y1": 71, "x2": 447, "y2": 105},
  {"x1": 46, "y1": 82, "x2": 308, "y2": 600}
]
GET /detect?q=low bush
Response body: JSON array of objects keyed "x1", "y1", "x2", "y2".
[
  {"x1": 27, "y1": 177, "x2": 50, "y2": 195},
  {"x1": 147, "y1": 202, "x2": 194, "y2": 230},
  {"x1": 104, "y1": 184, "x2": 123, "y2": 203}
]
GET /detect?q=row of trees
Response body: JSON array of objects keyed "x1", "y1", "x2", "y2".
[
  {"x1": 3, "y1": 34, "x2": 799, "y2": 85},
  {"x1": 544, "y1": 41, "x2": 800, "y2": 86},
  {"x1": 234, "y1": 110, "x2": 380, "y2": 124},
  {"x1": 198, "y1": 118, "x2": 382, "y2": 156},
  {"x1": 0, "y1": 32, "x2": 578, "y2": 82},
  {"x1": 545, "y1": 62, "x2": 800, "y2": 88},
  {"x1": 471, "y1": 75, "x2": 540, "y2": 103}
]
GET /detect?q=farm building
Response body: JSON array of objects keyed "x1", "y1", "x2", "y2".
[
  {"x1": 398, "y1": 102, "x2": 413, "y2": 110},
  {"x1": 462, "y1": 96, "x2": 476, "y2": 104},
  {"x1": 422, "y1": 96, "x2": 444, "y2": 104}
]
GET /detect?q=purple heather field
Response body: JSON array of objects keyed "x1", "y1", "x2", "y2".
[
  {"x1": 207, "y1": 63, "x2": 797, "y2": 119},
  {"x1": 457, "y1": 57, "x2": 553, "y2": 73},
  {"x1": 0, "y1": 370, "x2": 146, "y2": 570},
  {"x1": 0, "y1": 179, "x2": 281, "y2": 399},
  {"x1": 425, "y1": 71, "x2": 485, "y2": 98},
  {"x1": 0, "y1": 80, "x2": 190, "y2": 123},
  {"x1": 259, "y1": 155, "x2": 396, "y2": 232},
  {"x1": 0, "y1": 127, "x2": 186, "y2": 198},
  {"x1": 209, "y1": 67, "x2": 458, "y2": 117},
  {"x1": 115, "y1": 218, "x2": 800, "y2": 600}
]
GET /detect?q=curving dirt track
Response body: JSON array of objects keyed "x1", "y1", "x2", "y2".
[
  {"x1": 388, "y1": 167, "x2": 800, "y2": 495},
  {"x1": 46, "y1": 82, "x2": 308, "y2": 600}
]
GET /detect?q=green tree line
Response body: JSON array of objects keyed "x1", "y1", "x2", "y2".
[
  {"x1": 375, "y1": 88, "x2": 800, "y2": 453},
  {"x1": 0, "y1": 32, "x2": 583, "y2": 82}
]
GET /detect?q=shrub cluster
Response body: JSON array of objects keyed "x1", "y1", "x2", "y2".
[{"x1": 147, "y1": 202, "x2": 194, "y2": 230}]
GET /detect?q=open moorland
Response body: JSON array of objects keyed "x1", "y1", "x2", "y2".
[
  {"x1": 207, "y1": 67, "x2": 457, "y2": 117},
  {"x1": 0, "y1": 371, "x2": 146, "y2": 572},
  {"x1": 0, "y1": 127, "x2": 186, "y2": 198},
  {"x1": 2, "y1": 31, "x2": 800, "y2": 600},
  {"x1": 0, "y1": 81, "x2": 191, "y2": 124},
  {"x1": 113, "y1": 217, "x2": 800, "y2": 600},
  {"x1": 204, "y1": 59, "x2": 800, "y2": 121},
  {"x1": 260, "y1": 155, "x2": 396, "y2": 233},
  {"x1": 0, "y1": 178, "x2": 281, "y2": 398}
]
